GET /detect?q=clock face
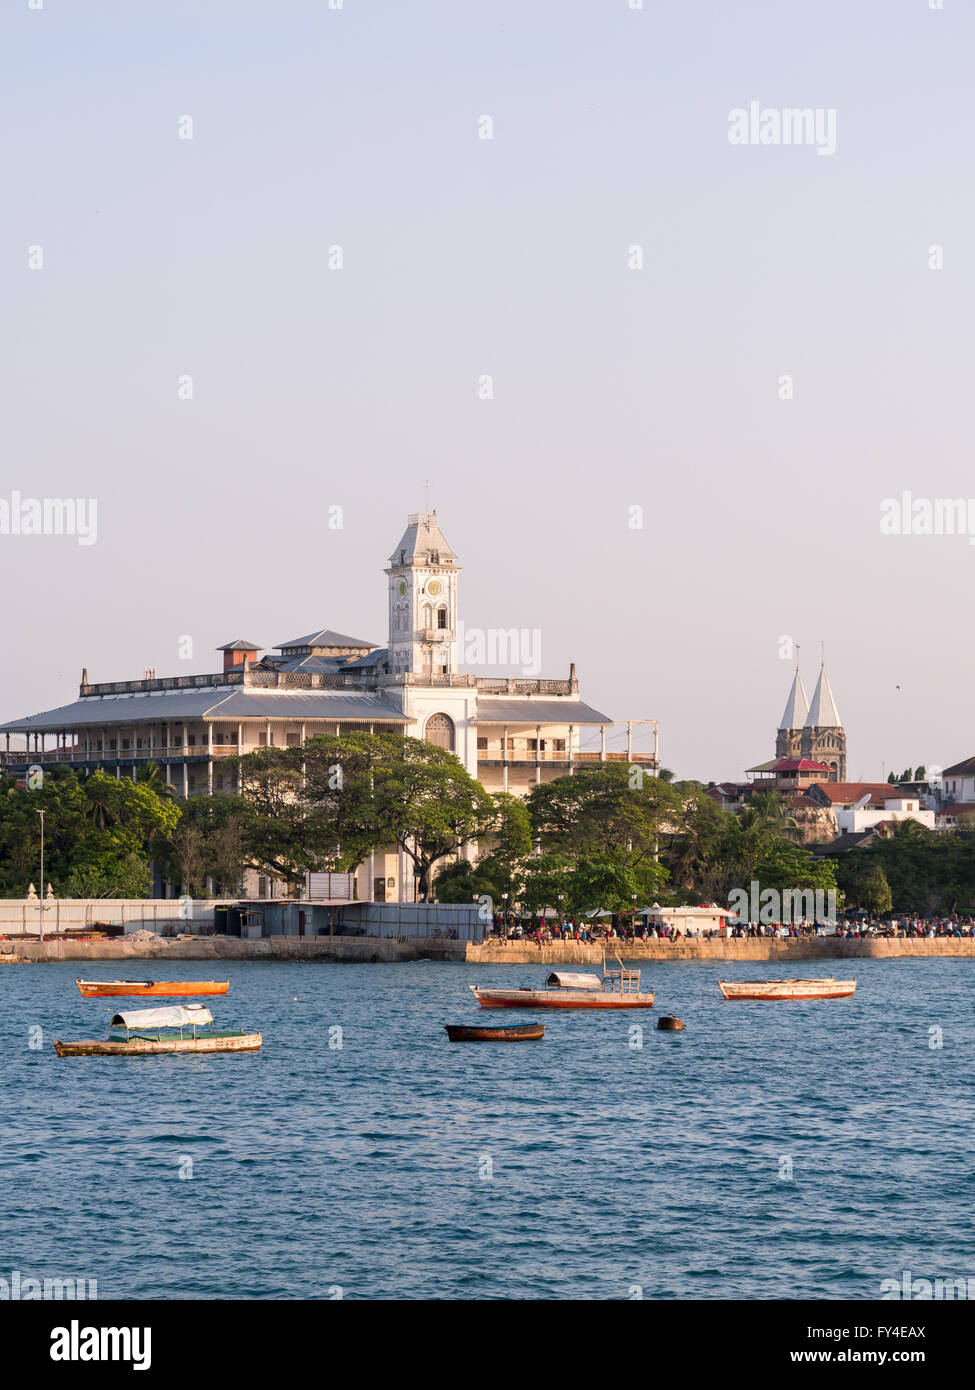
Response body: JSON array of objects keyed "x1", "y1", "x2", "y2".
[{"x1": 427, "y1": 579, "x2": 443, "y2": 597}]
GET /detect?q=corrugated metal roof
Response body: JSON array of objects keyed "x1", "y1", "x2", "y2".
[
  {"x1": 214, "y1": 690, "x2": 407, "y2": 722},
  {"x1": 274, "y1": 629, "x2": 376, "y2": 651},
  {"x1": 0, "y1": 689, "x2": 236, "y2": 730},
  {"x1": 268, "y1": 654, "x2": 347, "y2": 673},
  {"x1": 0, "y1": 687, "x2": 408, "y2": 731},
  {"x1": 343, "y1": 647, "x2": 388, "y2": 670},
  {"x1": 473, "y1": 698, "x2": 611, "y2": 725}
]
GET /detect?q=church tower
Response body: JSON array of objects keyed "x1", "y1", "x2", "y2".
[
  {"x1": 801, "y1": 664, "x2": 846, "y2": 781},
  {"x1": 775, "y1": 665, "x2": 808, "y2": 760},
  {"x1": 385, "y1": 511, "x2": 460, "y2": 679}
]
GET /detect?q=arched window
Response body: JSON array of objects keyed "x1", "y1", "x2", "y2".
[{"x1": 425, "y1": 713, "x2": 455, "y2": 751}]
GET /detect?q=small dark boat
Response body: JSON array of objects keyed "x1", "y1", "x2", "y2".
[
  {"x1": 445, "y1": 1023, "x2": 545, "y2": 1043},
  {"x1": 657, "y1": 1015, "x2": 685, "y2": 1031}
]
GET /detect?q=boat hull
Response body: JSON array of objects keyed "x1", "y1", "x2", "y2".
[
  {"x1": 53, "y1": 1032, "x2": 262, "y2": 1057},
  {"x1": 470, "y1": 986, "x2": 655, "y2": 1009},
  {"x1": 75, "y1": 980, "x2": 230, "y2": 997},
  {"x1": 445, "y1": 1024, "x2": 545, "y2": 1041},
  {"x1": 718, "y1": 978, "x2": 856, "y2": 1001}
]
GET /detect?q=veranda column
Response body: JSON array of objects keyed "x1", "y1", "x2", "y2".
[
  {"x1": 207, "y1": 723, "x2": 213, "y2": 794},
  {"x1": 503, "y1": 725, "x2": 508, "y2": 793},
  {"x1": 626, "y1": 720, "x2": 633, "y2": 761},
  {"x1": 237, "y1": 722, "x2": 243, "y2": 792},
  {"x1": 535, "y1": 724, "x2": 541, "y2": 786},
  {"x1": 600, "y1": 725, "x2": 607, "y2": 761},
  {"x1": 568, "y1": 725, "x2": 575, "y2": 776}
]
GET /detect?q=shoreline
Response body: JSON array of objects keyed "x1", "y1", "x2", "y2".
[{"x1": 4, "y1": 936, "x2": 975, "y2": 964}]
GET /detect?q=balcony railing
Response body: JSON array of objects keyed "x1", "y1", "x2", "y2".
[
  {"x1": 1, "y1": 744, "x2": 243, "y2": 767},
  {"x1": 476, "y1": 749, "x2": 658, "y2": 764}
]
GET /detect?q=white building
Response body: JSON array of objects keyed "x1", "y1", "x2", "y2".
[
  {"x1": 1, "y1": 511, "x2": 657, "y2": 900},
  {"x1": 833, "y1": 794, "x2": 934, "y2": 835}
]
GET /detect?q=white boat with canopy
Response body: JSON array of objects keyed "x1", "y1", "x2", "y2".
[{"x1": 53, "y1": 1004, "x2": 262, "y2": 1056}]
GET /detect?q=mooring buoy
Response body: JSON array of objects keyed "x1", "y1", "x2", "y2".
[{"x1": 657, "y1": 1015, "x2": 685, "y2": 1031}]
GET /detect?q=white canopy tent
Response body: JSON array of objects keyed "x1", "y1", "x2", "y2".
[{"x1": 110, "y1": 1005, "x2": 214, "y2": 1030}]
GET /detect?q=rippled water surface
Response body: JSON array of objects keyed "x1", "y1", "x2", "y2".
[{"x1": 3, "y1": 958, "x2": 974, "y2": 1299}]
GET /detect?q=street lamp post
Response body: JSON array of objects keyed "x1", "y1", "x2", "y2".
[{"x1": 36, "y1": 809, "x2": 45, "y2": 942}]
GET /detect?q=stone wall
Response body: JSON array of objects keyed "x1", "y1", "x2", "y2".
[
  {"x1": 466, "y1": 937, "x2": 975, "y2": 963},
  {"x1": 4, "y1": 935, "x2": 975, "y2": 966},
  {"x1": 0, "y1": 936, "x2": 467, "y2": 964}
]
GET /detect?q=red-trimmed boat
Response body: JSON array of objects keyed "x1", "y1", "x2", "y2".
[{"x1": 470, "y1": 958, "x2": 655, "y2": 1010}]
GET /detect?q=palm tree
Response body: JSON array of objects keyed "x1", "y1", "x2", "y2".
[
  {"x1": 136, "y1": 760, "x2": 176, "y2": 800},
  {"x1": 84, "y1": 777, "x2": 118, "y2": 829},
  {"x1": 745, "y1": 787, "x2": 802, "y2": 841}
]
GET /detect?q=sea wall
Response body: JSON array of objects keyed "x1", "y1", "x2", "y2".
[
  {"x1": 465, "y1": 938, "x2": 975, "y2": 963},
  {"x1": 4, "y1": 935, "x2": 975, "y2": 964},
  {"x1": 0, "y1": 936, "x2": 467, "y2": 964}
]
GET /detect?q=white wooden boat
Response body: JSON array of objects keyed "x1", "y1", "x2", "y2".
[
  {"x1": 471, "y1": 958, "x2": 655, "y2": 1010},
  {"x1": 53, "y1": 1004, "x2": 262, "y2": 1056},
  {"x1": 718, "y1": 977, "x2": 856, "y2": 1001}
]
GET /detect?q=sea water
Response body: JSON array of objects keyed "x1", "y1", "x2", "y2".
[{"x1": 2, "y1": 958, "x2": 973, "y2": 1300}]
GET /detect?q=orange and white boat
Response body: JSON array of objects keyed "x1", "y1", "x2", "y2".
[
  {"x1": 471, "y1": 958, "x2": 655, "y2": 1010},
  {"x1": 75, "y1": 979, "x2": 230, "y2": 998},
  {"x1": 718, "y1": 977, "x2": 856, "y2": 1001}
]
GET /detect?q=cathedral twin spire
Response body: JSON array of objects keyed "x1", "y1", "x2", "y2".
[
  {"x1": 776, "y1": 660, "x2": 846, "y2": 781},
  {"x1": 778, "y1": 664, "x2": 842, "y2": 732}
]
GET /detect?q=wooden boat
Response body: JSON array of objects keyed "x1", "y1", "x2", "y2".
[
  {"x1": 53, "y1": 1005, "x2": 261, "y2": 1057},
  {"x1": 470, "y1": 957, "x2": 655, "y2": 1010},
  {"x1": 445, "y1": 1023, "x2": 545, "y2": 1042},
  {"x1": 718, "y1": 977, "x2": 856, "y2": 1001},
  {"x1": 75, "y1": 978, "x2": 229, "y2": 998}
]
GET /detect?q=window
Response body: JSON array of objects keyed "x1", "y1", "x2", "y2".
[
  {"x1": 437, "y1": 607, "x2": 448, "y2": 629},
  {"x1": 286, "y1": 733, "x2": 299, "y2": 747},
  {"x1": 425, "y1": 712, "x2": 455, "y2": 751},
  {"x1": 477, "y1": 737, "x2": 488, "y2": 751},
  {"x1": 553, "y1": 739, "x2": 566, "y2": 752}
]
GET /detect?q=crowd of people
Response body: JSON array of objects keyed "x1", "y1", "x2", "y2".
[{"x1": 486, "y1": 913, "x2": 975, "y2": 942}]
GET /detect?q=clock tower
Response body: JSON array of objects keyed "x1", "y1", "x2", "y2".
[{"x1": 385, "y1": 511, "x2": 460, "y2": 679}]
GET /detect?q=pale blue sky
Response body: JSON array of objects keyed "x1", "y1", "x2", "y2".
[{"x1": 2, "y1": 1, "x2": 973, "y2": 780}]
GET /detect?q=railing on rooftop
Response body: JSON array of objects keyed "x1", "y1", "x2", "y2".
[{"x1": 78, "y1": 668, "x2": 580, "y2": 697}]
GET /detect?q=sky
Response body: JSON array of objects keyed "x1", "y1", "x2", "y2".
[{"x1": 1, "y1": 0, "x2": 973, "y2": 782}]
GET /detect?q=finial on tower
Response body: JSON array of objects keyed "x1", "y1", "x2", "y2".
[{"x1": 421, "y1": 478, "x2": 433, "y2": 515}]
